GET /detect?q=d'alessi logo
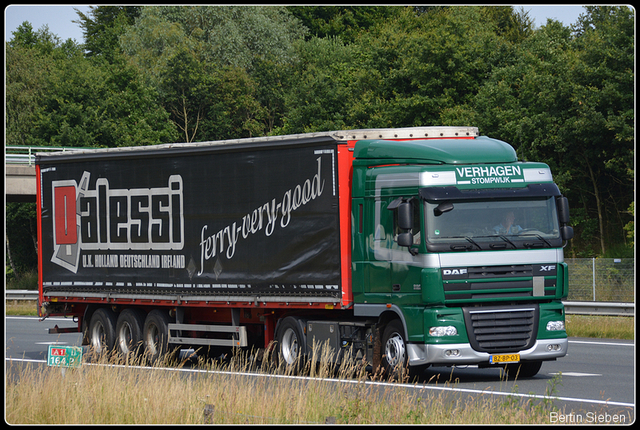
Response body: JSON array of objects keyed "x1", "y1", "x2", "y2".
[{"x1": 50, "y1": 171, "x2": 184, "y2": 273}]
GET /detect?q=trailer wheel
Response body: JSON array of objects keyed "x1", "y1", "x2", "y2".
[
  {"x1": 116, "y1": 309, "x2": 146, "y2": 357},
  {"x1": 143, "y1": 309, "x2": 171, "y2": 363},
  {"x1": 276, "y1": 317, "x2": 305, "y2": 369},
  {"x1": 89, "y1": 308, "x2": 117, "y2": 356}
]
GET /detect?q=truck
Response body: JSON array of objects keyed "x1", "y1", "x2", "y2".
[{"x1": 36, "y1": 126, "x2": 573, "y2": 378}]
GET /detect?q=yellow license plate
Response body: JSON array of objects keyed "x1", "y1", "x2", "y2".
[{"x1": 490, "y1": 353, "x2": 520, "y2": 364}]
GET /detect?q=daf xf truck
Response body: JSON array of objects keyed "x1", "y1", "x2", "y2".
[{"x1": 37, "y1": 126, "x2": 573, "y2": 377}]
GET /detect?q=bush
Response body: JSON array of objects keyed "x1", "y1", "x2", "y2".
[{"x1": 6, "y1": 269, "x2": 38, "y2": 290}]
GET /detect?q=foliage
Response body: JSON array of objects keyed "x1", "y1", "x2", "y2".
[
  {"x1": 119, "y1": 6, "x2": 306, "y2": 141},
  {"x1": 4, "y1": 5, "x2": 635, "y2": 276},
  {"x1": 287, "y1": 5, "x2": 403, "y2": 43},
  {"x1": 6, "y1": 22, "x2": 177, "y2": 148},
  {"x1": 5, "y1": 203, "x2": 38, "y2": 278},
  {"x1": 74, "y1": 6, "x2": 142, "y2": 61},
  {"x1": 471, "y1": 7, "x2": 634, "y2": 256}
]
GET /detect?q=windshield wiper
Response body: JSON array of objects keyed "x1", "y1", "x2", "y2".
[
  {"x1": 496, "y1": 235, "x2": 517, "y2": 249},
  {"x1": 519, "y1": 232, "x2": 552, "y2": 248},
  {"x1": 447, "y1": 236, "x2": 482, "y2": 251}
]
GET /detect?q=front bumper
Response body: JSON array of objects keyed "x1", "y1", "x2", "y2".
[{"x1": 408, "y1": 337, "x2": 568, "y2": 367}]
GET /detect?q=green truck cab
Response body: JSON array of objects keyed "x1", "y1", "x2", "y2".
[{"x1": 350, "y1": 130, "x2": 572, "y2": 377}]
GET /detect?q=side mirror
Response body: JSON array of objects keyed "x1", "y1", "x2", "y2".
[
  {"x1": 388, "y1": 197, "x2": 418, "y2": 254},
  {"x1": 557, "y1": 196, "x2": 573, "y2": 241},
  {"x1": 557, "y1": 196, "x2": 570, "y2": 224},
  {"x1": 434, "y1": 202, "x2": 454, "y2": 216},
  {"x1": 397, "y1": 201, "x2": 413, "y2": 231},
  {"x1": 561, "y1": 225, "x2": 574, "y2": 241},
  {"x1": 397, "y1": 232, "x2": 413, "y2": 247}
]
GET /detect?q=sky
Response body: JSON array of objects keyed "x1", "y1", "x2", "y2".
[{"x1": 5, "y1": 5, "x2": 589, "y2": 44}]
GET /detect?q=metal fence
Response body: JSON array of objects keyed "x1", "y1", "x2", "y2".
[
  {"x1": 565, "y1": 258, "x2": 635, "y2": 303},
  {"x1": 6, "y1": 145, "x2": 88, "y2": 165}
]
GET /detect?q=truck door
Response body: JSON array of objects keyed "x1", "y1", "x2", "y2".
[
  {"x1": 389, "y1": 199, "x2": 423, "y2": 297},
  {"x1": 364, "y1": 197, "x2": 392, "y2": 302},
  {"x1": 364, "y1": 197, "x2": 423, "y2": 302}
]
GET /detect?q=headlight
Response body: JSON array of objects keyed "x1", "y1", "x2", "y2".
[
  {"x1": 429, "y1": 326, "x2": 458, "y2": 337},
  {"x1": 546, "y1": 321, "x2": 565, "y2": 331}
]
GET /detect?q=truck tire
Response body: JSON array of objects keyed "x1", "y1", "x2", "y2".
[
  {"x1": 381, "y1": 319, "x2": 428, "y2": 381},
  {"x1": 505, "y1": 360, "x2": 543, "y2": 378},
  {"x1": 143, "y1": 309, "x2": 172, "y2": 363},
  {"x1": 116, "y1": 309, "x2": 146, "y2": 357},
  {"x1": 276, "y1": 317, "x2": 305, "y2": 369},
  {"x1": 89, "y1": 308, "x2": 117, "y2": 356},
  {"x1": 381, "y1": 319, "x2": 408, "y2": 380}
]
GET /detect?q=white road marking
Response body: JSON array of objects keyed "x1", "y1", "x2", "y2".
[
  {"x1": 550, "y1": 372, "x2": 602, "y2": 377},
  {"x1": 569, "y1": 340, "x2": 633, "y2": 347}
]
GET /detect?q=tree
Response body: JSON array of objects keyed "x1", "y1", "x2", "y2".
[
  {"x1": 287, "y1": 6, "x2": 402, "y2": 43},
  {"x1": 120, "y1": 6, "x2": 305, "y2": 140},
  {"x1": 75, "y1": 6, "x2": 141, "y2": 61},
  {"x1": 570, "y1": 6, "x2": 634, "y2": 253},
  {"x1": 29, "y1": 54, "x2": 177, "y2": 148},
  {"x1": 277, "y1": 36, "x2": 362, "y2": 133},
  {"x1": 5, "y1": 203, "x2": 38, "y2": 280},
  {"x1": 7, "y1": 20, "x2": 177, "y2": 148},
  {"x1": 122, "y1": 6, "x2": 306, "y2": 72},
  {"x1": 479, "y1": 6, "x2": 534, "y2": 43},
  {"x1": 5, "y1": 6, "x2": 633, "y2": 258},
  {"x1": 471, "y1": 8, "x2": 634, "y2": 255},
  {"x1": 6, "y1": 23, "x2": 83, "y2": 147},
  {"x1": 278, "y1": 6, "x2": 524, "y2": 133},
  {"x1": 350, "y1": 7, "x2": 511, "y2": 127}
]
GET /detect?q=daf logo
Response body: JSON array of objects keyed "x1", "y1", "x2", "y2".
[{"x1": 443, "y1": 268, "x2": 467, "y2": 276}]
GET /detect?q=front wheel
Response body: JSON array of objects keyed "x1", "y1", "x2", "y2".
[
  {"x1": 505, "y1": 360, "x2": 543, "y2": 378},
  {"x1": 380, "y1": 320, "x2": 426, "y2": 382}
]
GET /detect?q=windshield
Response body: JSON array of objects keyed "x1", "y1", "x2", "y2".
[{"x1": 424, "y1": 197, "x2": 562, "y2": 252}]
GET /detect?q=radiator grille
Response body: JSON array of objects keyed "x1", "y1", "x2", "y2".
[
  {"x1": 443, "y1": 264, "x2": 557, "y2": 303},
  {"x1": 463, "y1": 306, "x2": 538, "y2": 353}
]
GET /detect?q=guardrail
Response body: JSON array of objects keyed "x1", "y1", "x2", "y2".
[
  {"x1": 563, "y1": 301, "x2": 635, "y2": 316},
  {"x1": 6, "y1": 146, "x2": 89, "y2": 165},
  {"x1": 6, "y1": 290, "x2": 39, "y2": 301},
  {"x1": 5, "y1": 290, "x2": 635, "y2": 317}
]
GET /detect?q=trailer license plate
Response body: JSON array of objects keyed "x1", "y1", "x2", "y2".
[{"x1": 490, "y1": 353, "x2": 520, "y2": 364}]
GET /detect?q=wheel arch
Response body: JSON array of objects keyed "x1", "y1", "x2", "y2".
[{"x1": 377, "y1": 306, "x2": 409, "y2": 339}]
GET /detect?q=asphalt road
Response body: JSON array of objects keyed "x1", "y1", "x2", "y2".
[{"x1": 5, "y1": 316, "x2": 635, "y2": 422}]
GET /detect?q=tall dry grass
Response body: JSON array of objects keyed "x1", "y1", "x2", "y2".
[{"x1": 6, "y1": 344, "x2": 565, "y2": 425}]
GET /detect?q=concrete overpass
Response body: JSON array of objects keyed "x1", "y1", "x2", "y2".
[
  {"x1": 6, "y1": 164, "x2": 36, "y2": 202},
  {"x1": 6, "y1": 146, "x2": 79, "y2": 202}
]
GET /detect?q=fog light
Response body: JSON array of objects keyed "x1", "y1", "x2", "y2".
[
  {"x1": 547, "y1": 344, "x2": 562, "y2": 351},
  {"x1": 429, "y1": 326, "x2": 458, "y2": 337},
  {"x1": 546, "y1": 321, "x2": 565, "y2": 331},
  {"x1": 444, "y1": 349, "x2": 460, "y2": 357}
]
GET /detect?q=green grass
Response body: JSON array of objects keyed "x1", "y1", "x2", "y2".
[{"x1": 565, "y1": 314, "x2": 634, "y2": 340}]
